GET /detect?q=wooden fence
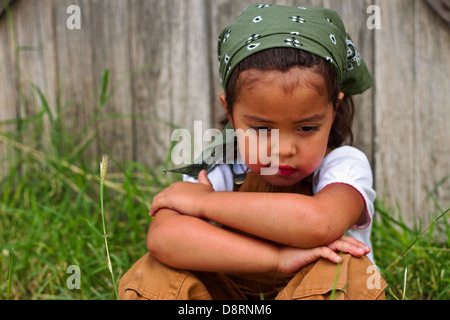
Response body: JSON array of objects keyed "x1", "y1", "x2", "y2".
[{"x1": 0, "y1": 0, "x2": 449, "y2": 225}]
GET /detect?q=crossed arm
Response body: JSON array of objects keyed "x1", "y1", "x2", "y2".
[{"x1": 147, "y1": 170, "x2": 370, "y2": 274}]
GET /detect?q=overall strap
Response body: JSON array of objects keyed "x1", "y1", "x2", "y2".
[{"x1": 234, "y1": 172, "x2": 313, "y2": 196}]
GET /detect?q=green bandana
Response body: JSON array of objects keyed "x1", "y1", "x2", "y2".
[
  {"x1": 167, "y1": 4, "x2": 373, "y2": 178},
  {"x1": 218, "y1": 4, "x2": 373, "y2": 96}
]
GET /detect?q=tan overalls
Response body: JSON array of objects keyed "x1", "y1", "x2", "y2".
[{"x1": 119, "y1": 173, "x2": 387, "y2": 300}]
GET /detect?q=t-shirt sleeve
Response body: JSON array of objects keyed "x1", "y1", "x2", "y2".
[
  {"x1": 183, "y1": 164, "x2": 236, "y2": 192},
  {"x1": 312, "y1": 146, "x2": 376, "y2": 229}
]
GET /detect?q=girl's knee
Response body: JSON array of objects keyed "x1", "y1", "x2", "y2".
[{"x1": 119, "y1": 253, "x2": 211, "y2": 300}]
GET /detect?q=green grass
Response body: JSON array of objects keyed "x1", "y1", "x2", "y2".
[
  {"x1": 373, "y1": 199, "x2": 449, "y2": 300},
  {"x1": 0, "y1": 69, "x2": 178, "y2": 300}
]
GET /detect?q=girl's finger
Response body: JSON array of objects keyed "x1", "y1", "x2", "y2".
[
  {"x1": 340, "y1": 236, "x2": 371, "y2": 253},
  {"x1": 198, "y1": 170, "x2": 213, "y2": 187},
  {"x1": 318, "y1": 247, "x2": 343, "y2": 264},
  {"x1": 328, "y1": 239, "x2": 366, "y2": 257},
  {"x1": 149, "y1": 198, "x2": 163, "y2": 217}
]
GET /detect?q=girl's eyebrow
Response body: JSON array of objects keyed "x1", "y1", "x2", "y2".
[
  {"x1": 296, "y1": 114, "x2": 327, "y2": 123},
  {"x1": 243, "y1": 113, "x2": 326, "y2": 124},
  {"x1": 243, "y1": 115, "x2": 275, "y2": 123}
]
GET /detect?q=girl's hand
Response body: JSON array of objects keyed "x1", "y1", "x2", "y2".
[
  {"x1": 149, "y1": 170, "x2": 214, "y2": 217},
  {"x1": 277, "y1": 236, "x2": 370, "y2": 274}
]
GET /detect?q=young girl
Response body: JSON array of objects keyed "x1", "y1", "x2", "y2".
[{"x1": 119, "y1": 4, "x2": 386, "y2": 300}]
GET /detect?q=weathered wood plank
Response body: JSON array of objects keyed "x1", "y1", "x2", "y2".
[
  {"x1": 15, "y1": 0, "x2": 57, "y2": 153},
  {"x1": 323, "y1": 0, "x2": 376, "y2": 168},
  {"x1": 129, "y1": 0, "x2": 214, "y2": 168},
  {"x1": 128, "y1": 0, "x2": 169, "y2": 166},
  {"x1": 53, "y1": 0, "x2": 99, "y2": 162},
  {"x1": 0, "y1": 0, "x2": 55, "y2": 174},
  {"x1": 0, "y1": 0, "x2": 18, "y2": 129},
  {"x1": 375, "y1": 0, "x2": 450, "y2": 223},
  {"x1": 86, "y1": 0, "x2": 134, "y2": 164},
  {"x1": 0, "y1": 0, "x2": 19, "y2": 176},
  {"x1": 375, "y1": 0, "x2": 416, "y2": 218},
  {"x1": 413, "y1": 0, "x2": 450, "y2": 217}
]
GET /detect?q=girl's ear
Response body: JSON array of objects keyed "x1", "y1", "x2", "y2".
[
  {"x1": 333, "y1": 92, "x2": 345, "y2": 119},
  {"x1": 219, "y1": 93, "x2": 228, "y2": 111},
  {"x1": 220, "y1": 93, "x2": 234, "y2": 126}
]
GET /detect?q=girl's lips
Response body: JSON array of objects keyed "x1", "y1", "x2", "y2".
[{"x1": 278, "y1": 166, "x2": 298, "y2": 177}]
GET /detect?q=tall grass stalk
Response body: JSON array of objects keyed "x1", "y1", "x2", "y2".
[
  {"x1": 329, "y1": 259, "x2": 342, "y2": 301},
  {"x1": 100, "y1": 155, "x2": 119, "y2": 300},
  {"x1": 402, "y1": 267, "x2": 408, "y2": 301},
  {"x1": 6, "y1": 249, "x2": 14, "y2": 300}
]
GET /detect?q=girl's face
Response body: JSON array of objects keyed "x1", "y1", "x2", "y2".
[{"x1": 221, "y1": 67, "x2": 343, "y2": 188}]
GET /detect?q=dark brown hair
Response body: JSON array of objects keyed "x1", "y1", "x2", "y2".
[{"x1": 223, "y1": 48, "x2": 355, "y2": 149}]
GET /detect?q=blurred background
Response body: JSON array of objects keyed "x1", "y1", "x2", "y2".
[{"x1": 0, "y1": 0, "x2": 448, "y2": 300}]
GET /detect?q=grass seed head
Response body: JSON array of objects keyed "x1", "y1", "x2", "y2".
[{"x1": 100, "y1": 155, "x2": 109, "y2": 181}]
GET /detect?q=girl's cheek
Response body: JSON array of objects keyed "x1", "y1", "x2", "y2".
[
  {"x1": 237, "y1": 136, "x2": 254, "y2": 163},
  {"x1": 237, "y1": 136, "x2": 272, "y2": 169}
]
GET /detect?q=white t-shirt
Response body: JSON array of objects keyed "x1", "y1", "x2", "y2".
[{"x1": 184, "y1": 146, "x2": 376, "y2": 263}]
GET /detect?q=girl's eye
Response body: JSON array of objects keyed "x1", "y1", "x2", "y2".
[
  {"x1": 299, "y1": 126, "x2": 319, "y2": 133},
  {"x1": 251, "y1": 127, "x2": 271, "y2": 133}
]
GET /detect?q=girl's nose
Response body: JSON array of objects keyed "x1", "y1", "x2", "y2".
[{"x1": 275, "y1": 134, "x2": 297, "y2": 158}]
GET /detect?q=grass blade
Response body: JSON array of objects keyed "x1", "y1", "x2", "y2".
[
  {"x1": 6, "y1": 249, "x2": 14, "y2": 300},
  {"x1": 402, "y1": 267, "x2": 408, "y2": 300},
  {"x1": 386, "y1": 208, "x2": 450, "y2": 271},
  {"x1": 330, "y1": 255, "x2": 342, "y2": 300},
  {"x1": 99, "y1": 69, "x2": 110, "y2": 109},
  {"x1": 33, "y1": 85, "x2": 54, "y2": 127},
  {"x1": 100, "y1": 155, "x2": 119, "y2": 300}
]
